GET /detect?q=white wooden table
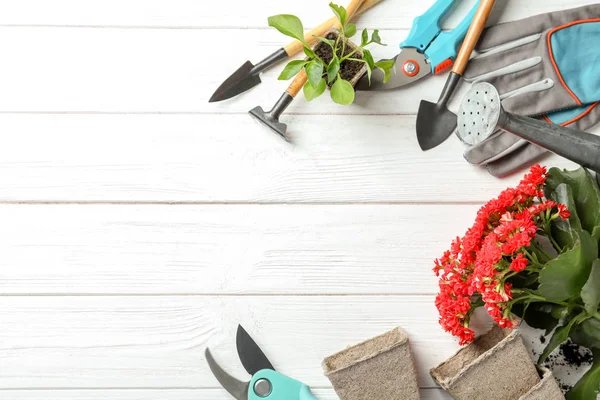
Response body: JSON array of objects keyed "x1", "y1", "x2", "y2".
[{"x1": 0, "y1": 0, "x2": 595, "y2": 399}]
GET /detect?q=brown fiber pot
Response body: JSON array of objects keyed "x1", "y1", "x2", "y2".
[
  {"x1": 430, "y1": 325, "x2": 541, "y2": 400},
  {"x1": 519, "y1": 366, "x2": 565, "y2": 400},
  {"x1": 322, "y1": 326, "x2": 419, "y2": 400}
]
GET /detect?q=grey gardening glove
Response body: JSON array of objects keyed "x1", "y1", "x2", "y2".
[
  {"x1": 470, "y1": 103, "x2": 600, "y2": 177},
  {"x1": 461, "y1": 4, "x2": 600, "y2": 177}
]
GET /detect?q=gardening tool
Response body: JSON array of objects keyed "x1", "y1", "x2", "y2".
[
  {"x1": 205, "y1": 325, "x2": 318, "y2": 400},
  {"x1": 209, "y1": 0, "x2": 382, "y2": 103},
  {"x1": 249, "y1": 0, "x2": 364, "y2": 140},
  {"x1": 415, "y1": 0, "x2": 496, "y2": 151},
  {"x1": 460, "y1": 4, "x2": 600, "y2": 177},
  {"x1": 355, "y1": 0, "x2": 483, "y2": 91},
  {"x1": 457, "y1": 82, "x2": 600, "y2": 173}
]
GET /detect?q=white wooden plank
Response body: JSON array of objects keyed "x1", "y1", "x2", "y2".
[
  {"x1": 0, "y1": 204, "x2": 479, "y2": 294},
  {"x1": 0, "y1": 114, "x2": 579, "y2": 202},
  {"x1": 0, "y1": 0, "x2": 593, "y2": 28},
  {"x1": 0, "y1": 296, "x2": 494, "y2": 388},
  {"x1": 1, "y1": 388, "x2": 452, "y2": 399}
]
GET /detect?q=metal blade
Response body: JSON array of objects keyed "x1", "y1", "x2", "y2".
[
  {"x1": 355, "y1": 48, "x2": 431, "y2": 91},
  {"x1": 205, "y1": 348, "x2": 250, "y2": 400},
  {"x1": 209, "y1": 61, "x2": 261, "y2": 103},
  {"x1": 236, "y1": 325, "x2": 275, "y2": 375}
]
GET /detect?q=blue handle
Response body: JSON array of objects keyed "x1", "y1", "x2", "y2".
[
  {"x1": 248, "y1": 369, "x2": 317, "y2": 400},
  {"x1": 424, "y1": 0, "x2": 481, "y2": 72},
  {"x1": 401, "y1": 0, "x2": 455, "y2": 51}
]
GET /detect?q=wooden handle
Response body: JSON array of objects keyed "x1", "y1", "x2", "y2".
[
  {"x1": 452, "y1": 0, "x2": 497, "y2": 75},
  {"x1": 284, "y1": 0, "x2": 378, "y2": 55},
  {"x1": 286, "y1": 69, "x2": 308, "y2": 97}
]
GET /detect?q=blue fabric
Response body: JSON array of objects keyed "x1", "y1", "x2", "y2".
[
  {"x1": 545, "y1": 104, "x2": 593, "y2": 125},
  {"x1": 550, "y1": 21, "x2": 600, "y2": 104}
]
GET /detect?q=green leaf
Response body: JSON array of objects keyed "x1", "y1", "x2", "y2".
[
  {"x1": 538, "y1": 316, "x2": 581, "y2": 363},
  {"x1": 363, "y1": 49, "x2": 375, "y2": 84},
  {"x1": 344, "y1": 23, "x2": 357, "y2": 38},
  {"x1": 566, "y1": 349, "x2": 600, "y2": 400},
  {"x1": 303, "y1": 78, "x2": 326, "y2": 102},
  {"x1": 582, "y1": 260, "x2": 600, "y2": 315},
  {"x1": 539, "y1": 230, "x2": 598, "y2": 302},
  {"x1": 549, "y1": 183, "x2": 582, "y2": 250},
  {"x1": 268, "y1": 14, "x2": 305, "y2": 42},
  {"x1": 304, "y1": 47, "x2": 317, "y2": 58},
  {"x1": 546, "y1": 167, "x2": 600, "y2": 234},
  {"x1": 361, "y1": 28, "x2": 369, "y2": 46},
  {"x1": 306, "y1": 60, "x2": 325, "y2": 88},
  {"x1": 327, "y1": 56, "x2": 340, "y2": 83},
  {"x1": 314, "y1": 35, "x2": 335, "y2": 48},
  {"x1": 278, "y1": 60, "x2": 307, "y2": 80},
  {"x1": 370, "y1": 29, "x2": 385, "y2": 45},
  {"x1": 330, "y1": 78, "x2": 355, "y2": 105},
  {"x1": 570, "y1": 318, "x2": 600, "y2": 350},
  {"x1": 329, "y1": 3, "x2": 348, "y2": 26},
  {"x1": 375, "y1": 59, "x2": 395, "y2": 83},
  {"x1": 521, "y1": 303, "x2": 559, "y2": 334}
]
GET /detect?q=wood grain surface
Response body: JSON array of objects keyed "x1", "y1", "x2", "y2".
[{"x1": 0, "y1": 0, "x2": 595, "y2": 399}]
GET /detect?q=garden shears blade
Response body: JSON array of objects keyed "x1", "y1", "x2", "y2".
[
  {"x1": 355, "y1": 0, "x2": 481, "y2": 90},
  {"x1": 205, "y1": 324, "x2": 318, "y2": 400}
]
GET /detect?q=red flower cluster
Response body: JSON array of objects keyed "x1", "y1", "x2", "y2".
[{"x1": 434, "y1": 165, "x2": 570, "y2": 345}]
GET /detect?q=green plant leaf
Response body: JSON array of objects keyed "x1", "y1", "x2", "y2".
[
  {"x1": 570, "y1": 318, "x2": 600, "y2": 350},
  {"x1": 582, "y1": 260, "x2": 600, "y2": 315},
  {"x1": 538, "y1": 316, "x2": 581, "y2": 363},
  {"x1": 521, "y1": 303, "x2": 559, "y2": 334},
  {"x1": 329, "y1": 3, "x2": 348, "y2": 26},
  {"x1": 306, "y1": 59, "x2": 324, "y2": 88},
  {"x1": 539, "y1": 230, "x2": 598, "y2": 302},
  {"x1": 304, "y1": 47, "x2": 317, "y2": 58},
  {"x1": 314, "y1": 35, "x2": 335, "y2": 48},
  {"x1": 545, "y1": 167, "x2": 600, "y2": 234},
  {"x1": 268, "y1": 14, "x2": 305, "y2": 42},
  {"x1": 330, "y1": 78, "x2": 355, "y2": 105},
  {"x1": 344, "y1": 23, "x2": 357, "y2": 38},
  {"x1": 549, "y1": 183, "x2": 582, "y2": 250},
  {"x1": 327, "y1": 56, "x2": 340, "y2": 83},
  {"x1": 303, "y1": 78, "x2": 326, "y2": 102},
  {"x1": 278, "y1": 60, "x2": 307, "y2": 80},
  {"x1": 375, "y1": 59, "x2": 395, "y2": 83},
  {"x1": 361, "y1": 28, "x2": 369, "y2": 46},
  {"x1": 371, "y1": 29, "x2": 385, "y2": 45},
  {"x1": 566, "y1": 349, "x2": 600, "y2": 400}
]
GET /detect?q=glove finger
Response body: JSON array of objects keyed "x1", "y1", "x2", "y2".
[
  {"x1": 464, "y1": 39, "x2": 540, "y2": 82},
  {"x1": 463, "y1": 130, "x2": 527, "y2": 165},
  {"x1": 502, "y1": 88, "x2": 580, "y2": 118},
  {"x1": 476, "y1": 4, "x2": 600, "y2": 51},
  {"x1": 486, "y1": 144, "x2": 549, "y2": 178}
]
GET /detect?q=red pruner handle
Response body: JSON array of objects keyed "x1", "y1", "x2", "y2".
[{"x1": 434, "y1": 58, "x2": 454, "y2": 75}]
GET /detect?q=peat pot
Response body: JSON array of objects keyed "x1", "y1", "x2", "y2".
[
  {"x1": 430, "y1": 325, "x2": 564, "y2": 399},
  {"x1": 322, "y1": 326, "x2": 419, "y2": 400},
  {"x1": 311, "y1": 29, "x2": 367, "y2": 88}
]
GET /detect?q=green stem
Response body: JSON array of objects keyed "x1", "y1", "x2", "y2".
[
  {"x1": 340, "y1": 45, "x2": 362, "y2": 62},
  {"x1": 346, "y1": 58, "x2": 365, "y2": 62}
]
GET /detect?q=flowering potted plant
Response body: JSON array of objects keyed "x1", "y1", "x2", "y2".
[
  {"x1": 433, "y1": 165, "x2": 600, "y2": 399},
  {"x1": 268, "y1": 3, "x2": 394, "y2": 105}
]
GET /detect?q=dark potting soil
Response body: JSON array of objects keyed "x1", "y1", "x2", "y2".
[
  {"x1": 314, "y1": 32, "x2": 364, "y2": 85},
  {"x1": 530, "y1": 337, "x2": 594, "y2": 393}
]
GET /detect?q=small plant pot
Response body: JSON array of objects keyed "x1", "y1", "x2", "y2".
[
  {"x1": 322, "y1": 326, "x2": 419, "y2": 400},
  {"x1": 519, "y1": 366, "x2": 564, "y2": 400},
  {"x1": 311, "y1": 30, "x2": 367, "y2": 88},
  {"x1": 430, "y1": 325, "x2": 541, "y2": 400}
]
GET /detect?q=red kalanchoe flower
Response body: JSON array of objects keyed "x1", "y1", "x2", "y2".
[
  {"x1": 510, "y1": 253, "x2": 528, "y2": 273},
  {"x1": 433, "y1": 164, "x2": 569, "y2": 345}
]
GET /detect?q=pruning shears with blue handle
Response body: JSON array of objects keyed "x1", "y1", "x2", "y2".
[
  {"x1": 205, "y1": 325, "x2": 317, "y2": 400},
  {"x1": 355, "y1": 0, "x2": 482, "y2": 90}
]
